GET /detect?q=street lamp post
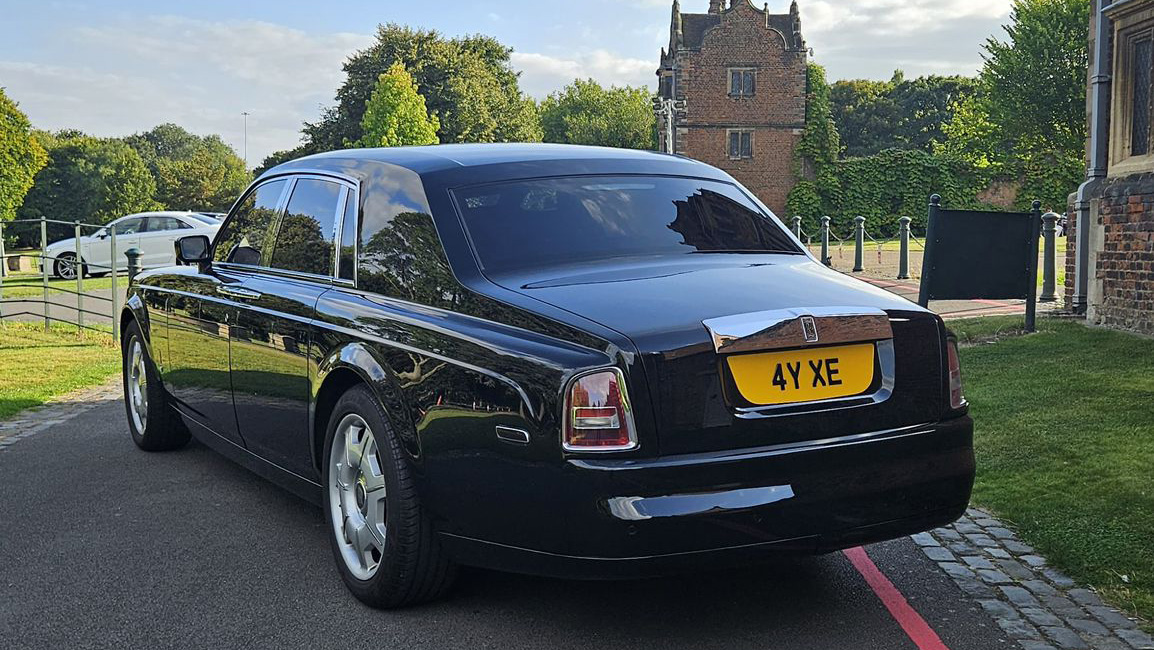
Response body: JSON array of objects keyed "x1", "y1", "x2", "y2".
[{"x1": 241, "y1": 111, "x2": 250, "y2": 169}]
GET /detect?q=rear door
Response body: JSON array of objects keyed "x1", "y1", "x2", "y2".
[
  {"x1": 222, "y1": 175, "x2": 349, "y2": 477},
  {"x1": 139, "y1": 215, "x2": 192, "y2": 268}
]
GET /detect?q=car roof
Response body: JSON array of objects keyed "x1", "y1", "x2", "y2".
[{"x1": 264, "y1": 143, "x2": 722, "y2": 185}]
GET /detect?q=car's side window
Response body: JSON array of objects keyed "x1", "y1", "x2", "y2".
[
  {"x1": 337, "y1": 189, "x2": 357, "y2": 282},
  {"x1": 357, "y1": 172, "x2": 461, "y2": 306},
  {"x1": 112, "y1": 218, "x2": 144, "y2": 235},
  {"x1": 214, "y1": 180, "x2": 288, "y2": 266},
  {"x1": 267, "y1": 178, "x2": 342, "y2": 277},
  {"x1": 145, "y1": 217, "x2": 189, "y2": 232}
]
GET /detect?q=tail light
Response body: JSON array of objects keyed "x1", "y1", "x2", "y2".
[
  {"x1": 946, "y1": 337, "x2": 965, "y2": 409},
  {"x1": 563, "y1": 369, "x2": 638, "y2": 452}
]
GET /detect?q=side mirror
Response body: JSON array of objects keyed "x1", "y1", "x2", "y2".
[{"x1": 175, "y1": 235, "x2": 211, "y2": 268}]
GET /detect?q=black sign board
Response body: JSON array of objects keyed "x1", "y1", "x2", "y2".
[{"x1": 917, "y1": 195, "x2": 1042, "y2": 331}]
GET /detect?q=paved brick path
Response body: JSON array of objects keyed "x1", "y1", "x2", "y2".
[
  {"x1": 917, "y1": 507, "x2": 1154, "y2": 649},
  {"x1": 857, "y1": 276, "x2": 1066, "y2": 320}
]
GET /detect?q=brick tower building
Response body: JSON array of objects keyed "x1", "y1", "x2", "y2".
[{"x1": 657, "y1": 0, "x2": 808, "y2": 214}]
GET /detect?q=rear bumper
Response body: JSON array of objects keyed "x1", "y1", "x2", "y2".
[{"x1": 438, "y1": 415, "x2": 974, "y2": 579}]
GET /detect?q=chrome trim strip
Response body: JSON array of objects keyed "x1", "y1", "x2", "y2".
[
  {"x1": 495, "y1": 426, "x2": 531, "y2": 445},
  {"x1": 606, "y1": 485, "x2": 795, "y2": 521},
  {"x1": 215, "y1": 285, "x2": 262, "y2": 300},
  {"x1": 214, "y1": 262, "x2": 338, "y2": 287},
  {"x1": 702, "y1": 306, "x2": 892, "y2": 354},
  {"x1": 332, "y1": 186, "x2": 350, "y2": 281}
]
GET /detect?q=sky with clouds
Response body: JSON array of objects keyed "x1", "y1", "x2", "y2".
[{"x1": 0, "y1": 0, "x2": 1014, "y2": 165}]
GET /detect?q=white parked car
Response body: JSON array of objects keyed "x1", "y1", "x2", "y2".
[{"x1": 43, "y1": 212, "x2": 223, "y2": 279}]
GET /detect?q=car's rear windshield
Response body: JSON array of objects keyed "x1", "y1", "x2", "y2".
[
  {"x1": 453, "y1": 175, "x2": 801, "y2": 274},
  {"x1": 188, "y1": 213, "x2": 222, "y2": 224}
]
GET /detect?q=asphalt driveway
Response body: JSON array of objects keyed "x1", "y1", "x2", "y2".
[{"x1": 0, "y1": 397, "x2": 1015, "y2": 650}]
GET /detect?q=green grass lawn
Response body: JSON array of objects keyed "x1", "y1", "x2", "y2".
[
  {"x1": 1, "y1": 272, "x2": 119, "y2": 299},
  {"x1": 953, "y1": 315, "x2": 1154, "y2": 629},
  {"x1": 0, "y1": 323, "x2": 120, "y2": 419}
]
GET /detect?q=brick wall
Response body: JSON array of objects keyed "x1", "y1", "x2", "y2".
[
  {"x1": 1082, "y1": 174, "x2": 1154, "y2": 334},
  {"x1": 683, "y1": 127, "x2": 802, "y2": 214},
  {"x1": 672, "y1": 1, "x2": 806, "y2": 214}
]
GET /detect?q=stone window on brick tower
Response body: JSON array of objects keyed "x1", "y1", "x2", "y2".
[
  {"x1": 728, "y1": 68, "x2": 756, "y2": 97},
  {"x1": 1107, "y1": 4, "x2": 1154, "y2": 175},
  {"x1": 728, "y1": 129, "x2": 754, "y2": 159},
  {"x1": 1130, "y1": 36, "x2": 1152, "y2": 156}
]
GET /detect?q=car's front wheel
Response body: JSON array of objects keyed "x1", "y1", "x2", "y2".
[
  {"x1": 122, "y1": 320, "x2": 190, "y2": 451},
  {"x1": 322, "y1": 385, "x2": 456, "y2": 608},
  {"x1": 53, "y1": 252, "x2": 85, "y2": 280}
]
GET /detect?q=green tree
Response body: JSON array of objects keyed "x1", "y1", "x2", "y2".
[
  {"x1": 940, "y1": 0, "x2": 1089, "y2": 210},
  {"x1": 830, "y1": 71, "x2": 978, "y2": 158},
  {"x1": 302, "y1": 24, "x2": 541, "y2": 150},
  {"x1": 18, "y1": 132, "x2": 158, "y2": 227},
  {"x1": 539, "y1": 79, "x2": 655, "y2": 149},
  {"x1": 124, "y1": 123, "x2": 250, "y2": 212},
  {"x1": 982, "y1": 0, "x2": 1089, "y2": 157},
  {"x1": 357, "y1": 63, "x2": 440, "y2": 147},
  {"x1": 936, "y1": 93, "x2": 1009, "y2": 172},
  {"x1": 830, "y1": 77, "x2": 897, "y2": 158},
  {"x1": 0, "y1": 89, "x2": 48, "y2": 222},
  {"x1": 253, "y1": 146, "x2": 311, "y2": 177}
]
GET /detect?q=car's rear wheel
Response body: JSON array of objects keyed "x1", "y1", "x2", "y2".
[
  {"x1": 54, "y1": 253, "x2": 85, "y2": 280},
  {"x1": 122, "y1": 320, "x2": 190, "y2": 451},
  {"x1": 323, "y1": 385, "x2": 456, "y2": 608}
]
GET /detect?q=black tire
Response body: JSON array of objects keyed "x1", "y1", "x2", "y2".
[
  {"x1": 322, "y1": 385, "x2": 456, "y2": 608},
  {"x1": 122, "y1": 320, "x2": 190, "y2": 452},
  {"x1": 53, "y1": 253, "x2": 85, "y2": 280}
]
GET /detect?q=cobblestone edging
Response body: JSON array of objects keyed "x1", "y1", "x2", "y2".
[
  {"x1": 916, "y1": 507, "x2": 1154, "y2": 650},
  {"x1": 0, "y1": 378, "x2": 122, "y2": 451}
]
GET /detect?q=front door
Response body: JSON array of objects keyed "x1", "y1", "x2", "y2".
[
  {"x1": 162, "y1": 273, "x2": 243, "y2": 445},
  {"x1": 163, "y1": 178, "x2": 291, "y2": 445},
  {"x1": 89, "y1": 216, "x2": 143, "y2": 274},
  {"x1": 224, "y1": 176, "x2": 347, "y2": 478}
]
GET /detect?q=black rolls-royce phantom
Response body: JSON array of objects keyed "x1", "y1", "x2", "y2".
[{"x1": 119, "y1": 144, "x2": 974, "y2": 608}]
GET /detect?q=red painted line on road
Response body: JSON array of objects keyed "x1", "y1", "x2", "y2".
[{"x1": 844, "y1": 546, "x2": 952, "y2": 650}]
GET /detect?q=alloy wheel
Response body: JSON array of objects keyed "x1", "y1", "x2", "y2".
[
  {"x1": 127, "y1": 338, "x2": 148, "y2": 432},
  {"x1": 328, "y1": 413, "x2": 388, "y2": 580},
  {"x1": 57, "y1": 254, "x2": 78, "y2": 280}
]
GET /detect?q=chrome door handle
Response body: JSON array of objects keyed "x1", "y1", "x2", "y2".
[{"x1": 216, "y1": 285, "x2": 262, "y2": 300}]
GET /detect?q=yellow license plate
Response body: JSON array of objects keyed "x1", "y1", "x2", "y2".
[{"x1": 726, "y1": 343, "x2": 876, "y2": 406}]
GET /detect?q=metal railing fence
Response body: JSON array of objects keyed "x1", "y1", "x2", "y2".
[
  {"x1": 0, "y1": 216, "x2": 129, "y2": 340},
  {"x1": 790, "y1": 213, "x2": 1061, "y2": 287}
]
